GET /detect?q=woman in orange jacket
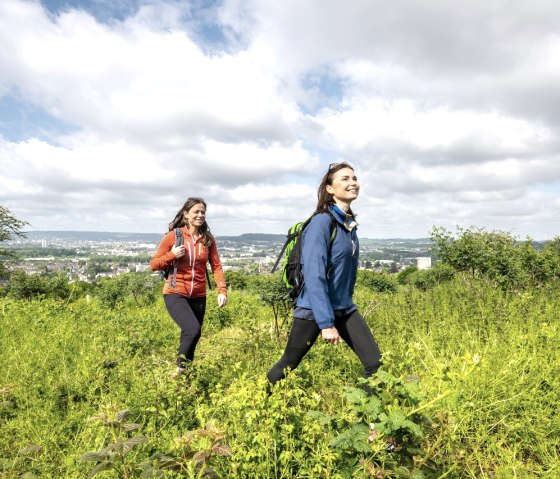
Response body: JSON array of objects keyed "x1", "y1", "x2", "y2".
[{"x1": 150, "y1": 197, "x2": 227, "y2": 373}]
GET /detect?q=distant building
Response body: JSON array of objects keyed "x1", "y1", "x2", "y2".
[{"x1": 416, "y1": 257, "x2": 432, "y2": 270}]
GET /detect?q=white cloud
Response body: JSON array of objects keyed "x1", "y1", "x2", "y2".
[{"x1": 0, "y1": 0, "x2": 559, "y2": 239}]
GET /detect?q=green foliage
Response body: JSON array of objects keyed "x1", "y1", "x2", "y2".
[
  {"x1": 430, "y1": 226, "x2": 560, "y2": 289},
  {"x1": 142, "y1": 420, "x2": 231, "y2": 478},
  {"x1": 97, "y1": 277, "x2": 128, "y2": 308},
  {"x1": 356, "y1": 270, "x2": 398, "y2": 293},
  {"x1": 97, "y1": 273, "x2": 159, "y2": 308},
  {"x1": 223, "y1": 271, "x2": 247, "y2": 291},
  {"x1": 242, "y1": 273, "x2": 276, "y2": 293},
  {"x1": 79, "y1": 408, "x2": 147, "y2": 478},
  {"x1": 397, "y1": 265, "x2": 418, "y2": 285},
  {"x1": 14, "y1": 247, "x2": 79, "y2": 258},
  {"x1": 256, "y1": 274, "x2": 292, "y2": 340},
  {"x1": 1, "y1": 278, "x2": 560, "y2": 478},
  {"x1": 6, "y1": 270, "x2": 71, "y2": 300},
  {"x1": 205, "y1": 297, "x2": 233, "y2": 330},
  {"x1": 0, "y1": 206, "x2": 29, "y2": 277},
  {"x1": 405, "y1": 263, "x2": 455, "y2": 291},
  {"x1": 326, "y1": 371, "x2": 436, "y2": 477}
]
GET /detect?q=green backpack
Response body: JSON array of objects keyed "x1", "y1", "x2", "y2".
[{"x1": 271, "y1": 212, "x2": 337, "y2": 301}]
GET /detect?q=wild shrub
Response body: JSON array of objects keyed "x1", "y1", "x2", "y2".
[
  {"x1": 256, "y1": 274, "x2": 292, "y2": 339},
  {"x1": 6, "y1": 270, "x2": 71, "y2": 300},
  {"x1": 0, "y1": 206, "x2": 28, "y2": 278},
  {"x1": 97, "y1": 276, "x2": 128, "y2": 308},
  {"x1": 224, "y1": 271, "x2": 247, "y2": 291},
  {"x1": 397, "y1": 265, "x2": 417, "y2": 285},
  {"x1": 356, "y1": 270, "x2": 398, "y2": 293},
  {"x1": 205, "y1": 296, "x2": 233, "y2": 329},
  {"x1": 408, "y1": 263, "x2": 455, "y2": 291},
  {"x1": 144, "y1": 420, "x2": 231, "y2": 478},
  {"x1": 429, "y1": 226, "x2": 560, "y2": 289},
  {"x1": 97, "y1": 272, "x2": 159, "y2": 308},
  {"x1": 519, "y1": 239, "x2": 560, "y2": 285},
  {"x1": 320, "y1": 370, "x2": 439, "y2": 478}
]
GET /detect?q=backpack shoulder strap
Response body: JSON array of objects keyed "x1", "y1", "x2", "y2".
[
  {"x1": 271, "y1": 227, "x2": 301, "y2": 273},
  {"x1": 169, "y1": 227, "x2": 183, "y2": 288},
  {"x1": 271, "y1": 214, "x2": 316, "y2": 273},
  {"x1": 174, "y1": 227, "x2": 183, "y2": 246},
  {"x1": 327, "y1": 211, "x2": 338, "y2": 244},
  {"x1": 204, "y1": 235, "x2": 213, "y2": 290}
]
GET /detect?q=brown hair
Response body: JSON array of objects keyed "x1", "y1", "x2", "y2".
[
  {"x1": 169, "y1": 197, "x2": 213, "y2": 247},
  {"x1": 315, "y1": 162, "x2": 356, "y2": 215}
]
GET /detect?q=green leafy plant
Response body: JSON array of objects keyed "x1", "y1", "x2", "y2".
[
  {"x1": 79, "y1": 408, "x2": 148, "y2": 478},
  {"x1": 357, "y1": 270, "x2": 398, "y2": 293},
  {"x1": 0, "y1": 444, "x2": 43, "y2": 478},
  {"x1": 407, "y1": 263, "x2": 455, "y2": 291},
  {"x1": 429, "y1": 226, "x2": 560, "y2": 289},
  {"x1": 318, "y1": 370, "x2": 437, "y2": 478},
  {"x1": 141, "y1": 420, "x2": 231, "y2": 479},
  {"x1": 0, "y1": 206, "x2": 29, "y2": 278},
  {"x1": 257, "y1": 274, "x2": 292, "y2": 340}
]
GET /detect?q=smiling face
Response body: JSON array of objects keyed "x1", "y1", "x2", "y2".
[
  {"x1": 326, "y1": 167, "x2": 360, "y2": 207},
  {"x1": 184, "y1": 202, "x2": 206, "y2": 230}
]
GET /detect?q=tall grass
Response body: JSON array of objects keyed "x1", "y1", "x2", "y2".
[{"x1": 1, "y1": 276, "x2": 559, "y2": 477}]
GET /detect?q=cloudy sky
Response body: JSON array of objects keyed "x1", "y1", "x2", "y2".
[{"x1": 1, "y1": 0, "x2": 559, "y2": 239}]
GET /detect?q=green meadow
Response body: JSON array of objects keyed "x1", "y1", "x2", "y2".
[{"x1": 1, "y1": 271, "x2": 559, "y2": 478}]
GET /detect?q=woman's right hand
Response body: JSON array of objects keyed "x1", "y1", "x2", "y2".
[
  {"x1": 321, "y1": 327, "x2": 340, "y2": 345},
  {"x1": 171, "y1": 245, "x2": 185, "y2": 258}
]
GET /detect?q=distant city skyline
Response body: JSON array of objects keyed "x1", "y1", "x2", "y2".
[
  {"x1": 1, "y1": 0, "x2": 559, "y2": 240},
  {"x1": 17, "y1": 230, "x2": 428, "y2": 243}
]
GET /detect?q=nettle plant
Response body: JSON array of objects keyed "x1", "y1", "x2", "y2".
[
  {"x1": 79, "y1": 409, "x2": 148, "y2": 479},
  {"x1": 142, "y1": 420, "x2": 231, "y2": 479},
  {"x1": 0, "y1": 444, "x2": 43, "y2": 479},
  {"x1": 310, "y1": 370, "x2": 439, "y2": 478},
  {"x1": 80, "y1": 408, "x2": 230, "y2": 479}
]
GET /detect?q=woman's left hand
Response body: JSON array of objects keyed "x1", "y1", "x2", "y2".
[{"x1": 217, "y1": 294, "x2": 227, "y2": 308}]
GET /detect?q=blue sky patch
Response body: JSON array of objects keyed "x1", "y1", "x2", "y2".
[{"x1": 0, "y1": 95, "x2": 76, "y2": 143}]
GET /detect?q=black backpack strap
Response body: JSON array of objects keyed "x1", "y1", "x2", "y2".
[
  {"x1": 286, "y1": 212, "x2": 337, "y2": 301},
  {"x1": 271, "y1": 229, "x2": 299, "y2": 273},
  {"x1": 206, "y1": 238, "x2": 213, "y2": 291},
  {"x1": 271, "y1": 211, "x2": 338, "y2": 275},
  {"x1": 169, "y1": 227, "x2": 183, "y2": 289},
  {"x1": 327, "y1": 210, "x2": 338, "y2": 244}
]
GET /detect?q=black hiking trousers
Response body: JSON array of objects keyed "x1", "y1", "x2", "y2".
[
  {"x1": 164, "y1": 294, "x2": 206, "y2": 368},
  {"x1": 266, "y1": 309, "x2": 382, "y2": 390}
]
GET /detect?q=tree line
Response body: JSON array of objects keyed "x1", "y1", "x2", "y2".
[{"x1": 2, "y1": 206, "x2": 559, "y2": 303}]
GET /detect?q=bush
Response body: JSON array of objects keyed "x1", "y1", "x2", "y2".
[
  {"x1": 6, "y1": 270, "x2": 71, "y2": 300},
  {"x1": 97, "y1": 272, "x2": 159, "y2": 308},
  {"x1": 408, "y1": 263, "x2": 455, "y2": 291},
  {"x1": 224, "y1": 271, "x2": 248, "y2": 291},
  {"x1": 397, "y1": 265, "x2": 418, "y2": 285},
  {"x1": 356, "y1": 270, "x2": 398, "y2": 293},
  {"x1": 430, "y1": 226, "x2": 560, "y2": 289}
]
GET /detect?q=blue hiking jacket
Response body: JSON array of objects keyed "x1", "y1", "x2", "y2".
[{"x1": 294, "y1": 205, "x2": 359, "y2": 329}]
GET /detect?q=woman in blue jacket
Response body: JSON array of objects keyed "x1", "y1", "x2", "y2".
[{"x1": 267, "y1": 162, "x2": 382, "y2": 390}]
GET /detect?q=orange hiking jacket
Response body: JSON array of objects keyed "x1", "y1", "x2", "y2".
[{"x1": 150, "y1": 227, "x2": 227, "y2": 298}]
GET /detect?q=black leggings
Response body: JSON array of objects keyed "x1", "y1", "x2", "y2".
[
  {"x1": 164, "y1": 294, "x2": 206, "y2": 368},
  {"x1": 267, "y1": 310, "x2": 382, "y2": 386}
]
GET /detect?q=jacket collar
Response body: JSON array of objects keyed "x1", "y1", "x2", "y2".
[{"x1": 330, "y1": 205, "x2": 358, "y2": 231}]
